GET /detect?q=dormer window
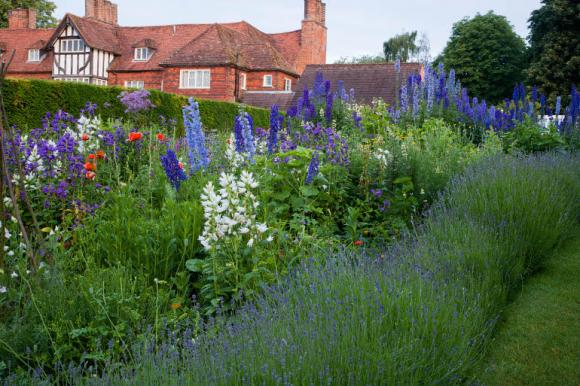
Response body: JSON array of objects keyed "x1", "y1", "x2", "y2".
[
  {"x1": 134, "y1": 47, "x2": 151, "y2": 61},
  {"x1": 28, "y1": 49, "x2": 40, "y2": 62}
]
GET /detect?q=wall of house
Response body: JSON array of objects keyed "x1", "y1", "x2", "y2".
[
  {"x1": 8, "y1": 73, "x2": 51, "y2": 80},
  {"x1": 109, "y1": 71, "x2": 164, "y2": 89},
  {"x1": 161, "y1": 66, "x2": 237, "y2": 102},
  {"x1": 245, "y1": 71, "x2": 298, "y2": 92}
]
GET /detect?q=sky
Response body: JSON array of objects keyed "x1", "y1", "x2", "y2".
[{"x1": 53, "y1": 0, "x2": 542, "y2": 63}]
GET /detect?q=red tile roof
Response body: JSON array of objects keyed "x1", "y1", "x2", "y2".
[
  {"x1": 0, "y1": 28, "x2": 53, "y2": 73},
  {"x1": 241, "y1": 92, "x2": 295, "y2": 110},
  {"x1": 293, "y1": 63, "x2": 423, "y2": 106},
  {"x1": 1, "y1": 14, "x2": 305, "y2": 77},
  {"x1": 41, "y1": 15, "x2": 300, "y2": 75}
]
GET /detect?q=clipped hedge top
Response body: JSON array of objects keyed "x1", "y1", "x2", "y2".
[{"x1": 1, "y1": 78, "x2": 270, "y2": 133}]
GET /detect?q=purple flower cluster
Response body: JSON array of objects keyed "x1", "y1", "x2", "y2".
[
  {"x1": 305, "y1": 152, "x2": 320, "y2": 185},
  {"x1": 234, "y1": 109, "x2": 256, "y2": 163},
  {"x1": 118, "y1": 90, "x2": 156, "y2": 114},
  {"x1": 392, "y1": 64, "x2": 580, "y2": 136},
  {"x1": 279, "y1": 123, "x2": 349, "y2": 166},
  {"x1": 161, "y1": 148, "x2": 187, "y2": 190},
  {"x1": 267, "y1": 105, "x2": 283, "y2": 155},
  {"x1": 183, "y1": 98, "x2": 209, "y2": 173}
]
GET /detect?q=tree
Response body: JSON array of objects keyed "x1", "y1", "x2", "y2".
[
  {"x1": 438, "y1": 11, "x2": 527, "y2": 103},
  {"x1": 0, "y1": 0, "x2": 57, "y2": 28},
  {"x1": 527, "y1": 0, "x2": 580, "y2": 103},
  {"x1": 334, "y1": 54, "x2": 386, "y2": 64},
  {"x1": 383, "y1": 31, "x2": 418, "y2": 62},
  {"x1": 383, "y1": 31, "x2": 431, "y2": 63}
]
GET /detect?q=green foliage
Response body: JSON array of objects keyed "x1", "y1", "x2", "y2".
[
  {"x1": 477, "y1": 238, "x2": 580, "y2": 385},
  {"x1": 0, "y1": 265, "x2": 165, "y2": 371},
  {"x1": 0, "y1": 0, "x2": 57, "y2": 28},
  {"x1": 1, "y1": 79, "x2": 270, "y2": 132},
  {"x1": 77, "y1": 190, "x2": 204, "y2": 283},
  {"x1": 527, "y1": 0, "x2": 580, "y2": 103},
  {"x1": 383, "y1": 31, "x2": 419, "y2": 62},
  {"x1": 439, "y1": 11, "x2": 527, "y2": 103},
  {"x1": 503, "y1": 117, "x2": 567, "y2": 153},
  {"x1": 70, "y1": 153, "x2": 579, "y2": 385},
  {"x1": 334, "y1": 54, "x2": 386, "y2": 64}
]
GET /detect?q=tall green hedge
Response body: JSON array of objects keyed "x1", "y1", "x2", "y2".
[{"x1": 0, "y1": 78, "x2": 270, "y2": 132}]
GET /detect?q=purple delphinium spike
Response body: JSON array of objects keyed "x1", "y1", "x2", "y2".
[
  {"x1": 161, "y1": 148, "x2": 187, "y2": 190},
  {"x1": 183, "y1": 97, "x2": 209, "y2": 173},
  {"x1": 268, "y1": 105, "x2": 282, "y2": 155},
  {"x1": 305, "y1": 152, "x2": 320, "y2": 185}
]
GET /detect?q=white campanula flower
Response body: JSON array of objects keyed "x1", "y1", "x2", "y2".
[
  {"x1": 0, "y1": 286, "x2": 7, "y2": 294},
  {"x1": 199, "y1": 170, "x2": 271, "y2": 251},
  {"x1": 10, "y1": 272, "x2": 18, "y2": 279}
]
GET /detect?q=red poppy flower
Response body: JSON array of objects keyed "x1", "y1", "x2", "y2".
[
  {"x1": 85, "y1": 171, "x2": 96, "y2": 180},
  {"x1": 96, "y1": 150, "x2": 106, "y2": 159},
  {"x1": 354, "y1": 240, "x2": 364, "y2": 247},
  {"x1": 84, "y1": 162, "x2": 96, "y2": 171},
  {"x1": 128, "y1": 132, "x2": 143, "y2": 142},
  {"x1": 87, "y1": 153, "x2": 96, "y2": 160},
  {"x1": 156, "y1": 133, "x2": 166, "y2": 141},
  {"x1": 178, "y1": 162, "x2": 184, "y2": 170},
  {"x1": 81, "y1": 134, "x2": 89, "y2": 141}
]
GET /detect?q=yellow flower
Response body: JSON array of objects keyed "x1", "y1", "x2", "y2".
[{"x1": 170, "y1": 303, "x2": 182, "y2": 311}]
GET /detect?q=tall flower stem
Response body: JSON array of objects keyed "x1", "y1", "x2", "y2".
[{"x1": 0, "y1": 50, "x2": 39, "y2": 268}]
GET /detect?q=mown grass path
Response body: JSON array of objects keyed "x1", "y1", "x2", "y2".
[{"x1": 478, "y1": 237, "x2": 580, "y2": 385}]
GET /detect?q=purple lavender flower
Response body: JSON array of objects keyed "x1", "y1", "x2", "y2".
[{"x1": 161, "y1": 148, "x2": 187, "y2": 190}]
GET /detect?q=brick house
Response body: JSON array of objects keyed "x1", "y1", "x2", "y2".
[
  {"x1": 244, "y1": 63, "x2": 424, "y2": 110},
  {"x1": 0, "y1": 0, "x2": 327, "y2": 103}
]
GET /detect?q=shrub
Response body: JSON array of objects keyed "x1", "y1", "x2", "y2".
[
  {"x1": 1, "y1": 79, "x2": 270, "y2": 132},
  {"x1": 56, "y1": 153, "x2": 578, "y2": 384}
]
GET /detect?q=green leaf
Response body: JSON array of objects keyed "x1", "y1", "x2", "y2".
[
  {"x1": 185, "y1": 259, "x2": 204, "y2": 272},
  {"x1": 300, "y1": 185, "x2": 320, "y2": 197}
]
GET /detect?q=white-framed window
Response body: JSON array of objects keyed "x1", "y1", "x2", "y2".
[
  {"x1": 263, "y1": 75, "x2": 273, "y2": 87},
  {"x1": 94, "y1": 79, "x2": 108, "y2": 86},
  {"x1": 54, "y1": 77, "x2": 90, "y2": 84},
  {"x1": 180, "y1": 69, "x2": 211, "y2": 89},
  {"x1": 284, "y1": 78, "x2": 292, "y2": 92},
  {"x1": 134, "y1": 47, "x2": 151, "y2": 61},
  {"x1": 60, "y1": 39, "x2": 86, "y2": 53},
  {"x1": 125, "y1": 80, "x2": 145, "y2": 89},
  {"x1": 27, "y1": 49, "x2": 40, "y2": 62},
  {"x1": 240, "y1": 73, "x2": 247, "y2": 90}
]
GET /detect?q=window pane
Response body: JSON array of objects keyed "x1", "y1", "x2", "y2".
[{"x1": 203, "y1": 71, "x2": 210, "y2": 88}]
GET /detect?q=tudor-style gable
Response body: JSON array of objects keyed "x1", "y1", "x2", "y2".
[{"x1": 46, "y1": 14, "x2": 117, "y2": 84}]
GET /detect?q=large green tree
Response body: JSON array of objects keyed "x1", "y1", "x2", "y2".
[
  {"x1": 0, "y1": 0, "x2": 57, "y2": 28},
  {"x1": 383, "y1": 31, "x2": 418, "y2": 62},
  {"x1": 438, "y1": 12, "x2": 527, "y2": 103},
  {"x1": 527, "y1": 0, "x2": 580, "y2": 102}
]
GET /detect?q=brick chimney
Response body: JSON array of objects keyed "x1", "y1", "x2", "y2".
[
  {"x1": 8, "y1": 9, "x2": 37, "y2": 29},
  {"x1": 297, "y1": 0, "x2": 327, "y2": 74},
  {"x1": 85, "y1": 0, "x2": 118, "y2": 25}
]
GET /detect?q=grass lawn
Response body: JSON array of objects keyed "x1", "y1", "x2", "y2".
[{"x1": 478, "y1": 236, "x2": 580, "y2": 385}]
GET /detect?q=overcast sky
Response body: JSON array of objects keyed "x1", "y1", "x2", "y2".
[{"x1": 53, "y1": 0, "x2": 541, "y2": 62}]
